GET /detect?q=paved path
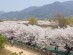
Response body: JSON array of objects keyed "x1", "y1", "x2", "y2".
[{"x1": 5, "y1": 45, "x2": 38, "y2": 55}]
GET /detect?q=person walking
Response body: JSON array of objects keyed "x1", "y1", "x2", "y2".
[
  {"x1": 55, "y1": 45, "x2": 59, "y2": 50},
  {"x1": 64, "y1": 43, "x2": 71, "y2": 55}
]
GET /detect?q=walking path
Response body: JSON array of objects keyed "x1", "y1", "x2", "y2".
[{"x1": 5, "y1": 45, "x2": 38, "y2": 55}]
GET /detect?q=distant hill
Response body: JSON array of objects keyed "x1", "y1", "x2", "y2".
[
  {"x1": 0, "y1": 11, "x2": 5, "y2": 15},
  {"x1": 0, "y1": 1, "x2": 73, "y2": 19}
]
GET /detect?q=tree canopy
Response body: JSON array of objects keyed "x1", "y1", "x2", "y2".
[
  {"x1": 0, "y1": 34, "x2": 6, "y2": 49},
  {"x1": 28, "y1": 17, "x2": 38, "y2": 25}
]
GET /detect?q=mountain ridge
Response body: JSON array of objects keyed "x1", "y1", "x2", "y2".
[{"x1": 0, "y1": 1, "x2": 73, "y2": 19}]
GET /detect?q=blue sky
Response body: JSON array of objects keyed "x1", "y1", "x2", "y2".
[{"x1": 0, "y1": 0, "x2": 69, "y2": 12}]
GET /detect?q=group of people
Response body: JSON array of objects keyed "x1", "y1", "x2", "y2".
[
  {"x1": 64, "y1": 43, "x2": 73, "y2": 55},
  {"x1": 50, "y1": 42, "x2": 73, "y2": 55}
]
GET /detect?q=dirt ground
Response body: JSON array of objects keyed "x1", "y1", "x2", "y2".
[{"x1": 5, "y1": 45, "x2": 40, "y2": 55}]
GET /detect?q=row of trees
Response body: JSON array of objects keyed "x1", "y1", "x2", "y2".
[
  {"x1": 28, "y1": 15, "x2": 73, "y2": 28},
  {"x1": 53, "y1": 14, "x2": 73, "y2": 28}
]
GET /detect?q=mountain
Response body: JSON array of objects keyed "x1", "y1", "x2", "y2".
[
  {"x1": 0, "y1": 7, "x2": 39, "y2": 19},
  {"x1": 0, "y1": 11, "x2": 5, "y2": 15},
  {"x1": 0, "y1": 1, "x2": 73, "y2": 19}
]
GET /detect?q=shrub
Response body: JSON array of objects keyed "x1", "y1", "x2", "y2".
[
  {"x1": 28, "y1": 17, "x2": 38, "y2": 25},
  {"x1": 0, "y1": 34, "x2": 6, "y2": 49}
]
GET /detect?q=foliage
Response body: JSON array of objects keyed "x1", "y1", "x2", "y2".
[
  {"x1": 0, "y1": 20, "x2": 3, "y2": 22},
  {"x1": 53, "y1": 14, "x2": 67, "y2": 28},
  {"x1": 28, "y1": 17, "x2": 38, "y2": 25},
  {"x1": 12, "y1": 52, "x2": 18, "y2": 55},
  {"x1": 53, "y1": 14, "x2": 73, "y2": 27},
  {"x1": 58, "y1": 18, "x2": 67, "y2": 28},
  {"x1": 65, "y1": 17, "x2": 73, "y2": 26},
  {"x1": 0, "y1": 34, "x2": 6, "y2": 49}
]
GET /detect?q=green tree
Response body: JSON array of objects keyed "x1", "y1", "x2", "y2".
[
  {"x1": 53, "y1": 14, "x2": 67, "y2": 28},
  {"x1": 0, "y1": 19, "x2": 3, "y2": 22},
  {"x1": 0, "y1": 34, "x2": 6, "y2": 49},
  {"x1": 66, "y1": 17, "x2": 73, "y2": 26},
  {"x1": 28, "y1": 17, "x2": 38, "y2": 25}
]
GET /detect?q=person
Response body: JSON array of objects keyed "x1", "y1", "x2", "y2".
[
  {"x1": 55, "y1": 45, "x2": 59, "y2": 50},
  {"x1": 50, "y1": 42, "x2": 59, "y2": 50},
  {"x1": 64, "y1": 43, "x2": 68, "y2": 49},
  {"x1": 64, "y1": 43, "x2": 71, "y2": 55},
  {"x1": 19, "y1": 51, "x2": 23, "y2": 55},
  {"x1": 53, "y1": 42, "x2": 59, "y2": 50}
]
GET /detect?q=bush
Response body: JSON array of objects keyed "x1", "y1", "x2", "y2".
[
  {"x1": 0, "y1": 34, "x2": 6, "y2": 49},
  {"x1": 28, "y1": 17, "x2": 38, "y2": 25},
  {"x1": 66, "y1": 17, "x2": 73, "y2": 26},
  {"x1": 12, "y1": 52, "x2": 18, "y2": 55},
  {"x1": 53, "y1": 14, "x2": 67, "y2": 28}
]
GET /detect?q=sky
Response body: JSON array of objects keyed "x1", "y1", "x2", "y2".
[{"x1": 0, "y1": 0, "x2": 70, "y2": 12}]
